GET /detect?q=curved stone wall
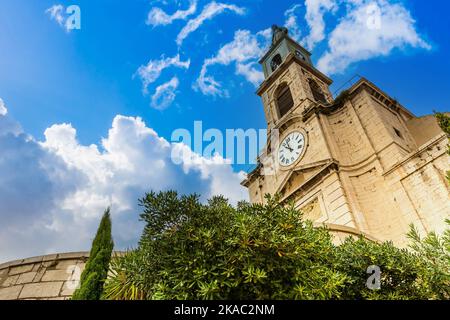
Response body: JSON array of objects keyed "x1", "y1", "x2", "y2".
[{"x1": 0, "y1": 252, "x2": 89, "y2": 300}]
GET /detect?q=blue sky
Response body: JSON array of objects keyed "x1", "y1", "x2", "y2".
[{"x1": 0, "y1": 0, "x2": 449, "y2": 262}]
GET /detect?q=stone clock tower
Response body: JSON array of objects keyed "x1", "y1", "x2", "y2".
[{"x1": 242, "y1": 26, "x2": 450, "y2": 246}]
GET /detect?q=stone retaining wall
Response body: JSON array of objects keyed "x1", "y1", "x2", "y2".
[{"x1": 0, "y1": 252, "x2": 90, "y2": 300}]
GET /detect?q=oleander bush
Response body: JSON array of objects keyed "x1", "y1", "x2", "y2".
[
  {"x1": 103, "y1": 191, "x2": 449, "y2": 300},
  {"x1": 407, "y1": 220, "x2": 450, "y2": 299}
]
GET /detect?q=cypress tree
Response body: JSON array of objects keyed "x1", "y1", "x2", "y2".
[{"x1": 72, "y1": 208, "x2": 114, "y2": 300}]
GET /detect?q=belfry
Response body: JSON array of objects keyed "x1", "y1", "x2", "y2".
[{"x1": 242, "y1": 26, "x2": 450, "y2": 246}]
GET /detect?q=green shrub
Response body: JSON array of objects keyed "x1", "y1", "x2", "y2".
[
  {"x1": 407, "y1": 220, "x2": 450, "y2": 299},
  {"x1": 103, "y1": 192, "x2": 449, "y2": 300},
  {"x1": 335, "y1": 238, "x2": 428, "y2": 299},
  {"x1": 105, "y1": 192, "x2": 347, "y2": 300}
]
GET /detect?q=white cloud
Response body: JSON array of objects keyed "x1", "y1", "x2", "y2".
[
  {"x1": 303, "y1": 0, "x2": 338, "y2": 50},
  {"x1": 147, "y1": 0, "x2": 198, "y2": 26},
  {"x1": 151, "y1": 76, "x2": 179, "y2": 110},
  {"x1": 195, "y1": 28, "x2": 271, "y2": 96},
  {"x1": 0, "y1": 98, "x2": 7, "y2": 116},
  {"x1": 0, "y1": 99, "x2": 21, "y2": 136},
  {"x1": 173, "y1": 143, "x2": 247, "y2": 202},
  {"x1": 317, "y1": 0, "x2": 431, "y2": 74},
  {"x1": 46, "y1": 4, "x2": 78, "y2": 32},
  {"x1": 176, "y1": 1, "x2": 246, "y2": 46},
  {"x1": 46, "y1": 4, "x2": 65, "y2": 26},
  {"x1": 0, "y1": 107, "x2": 248, "y2": 263},
  {"x1": 136, "y1": 54, "x2": 190, "y2": 93},
  {"x1": 282, "y1": 1, "x2": 338, "y2": 50},
  {"x1": 284, "y1": 4, "x2": 303, "y2": 43}
]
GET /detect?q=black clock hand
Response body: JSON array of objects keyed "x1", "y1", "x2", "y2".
[{"x1": 286, "y1": 141, "x2": 294, "y2": 152}]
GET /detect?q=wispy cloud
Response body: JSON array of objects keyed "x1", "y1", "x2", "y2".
[
  {"x1": 136, "y1": 54, "x2": 190, "y2": 93},
  {"x1": 141, "y1": 0, "x2": 431, "y2": 98},
  {"x1": 283, "y1": 1, "x2": 337, "y2": 50},
  {"x1": 46, "y1": 4, "x2": 65, "y2": 25},
  {"x1": 176, "y1": 1, "x2": 246, "y2": 46},
  {"x1": 317, "y1": 0, "x2": 431, "y2": 74},
  {"x1": 303, "y1": 0, "x2": 338, "y2": 50},
  {"x1": 284, "y1": 4, "x2": 303, "y2": 43},
  {"x1": 195, "y1": 29, "x2": 271, "y2": 97},
  {"x1": 151, "y1": 77, "x2": 180, "y2": 110},
  {"x1": 46, "y1": 4, "x2": 80, "y2": 32},
  {"x1": 0, "y1": 98, "x2": 7, "y2": 116},
  {"x1": 279, "y1": 0, "x2": 431, "y2": 75},
  {"x1": 147, "y1": 0, "x2": 198, "y2": 26}
]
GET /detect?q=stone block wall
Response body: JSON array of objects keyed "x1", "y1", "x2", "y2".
[{"x1": 0, "y1": 252, "x2": 89, "y2": 300}]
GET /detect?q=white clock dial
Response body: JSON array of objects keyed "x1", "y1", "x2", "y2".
[{"x1": 278, "y1": 131, "x2": 305, "y2": 167}]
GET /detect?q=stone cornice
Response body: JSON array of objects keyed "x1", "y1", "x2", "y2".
[
  {"x1": 276, "y1": 159, "x2": 336, "y2": 195},
  {"x1": 280, "y1": 160, "x2": 340, "y2": 204},
  {"x1": 316, "y1": 223, "x2": 380, "y2": 243},
  {"x1": 348, "y1": 78, "x2": 415, "y2": 118},
  {"x1": 0, "y1": 251, "x2": 125, "y2": 270},
  {"x1": 383, "y1": 133, "x2": 448, "y2": 177},
  {"x1": 301, "y1": 77, "x2": 417, "y2": 122},
  {"x1": 258, "y1": 34, "x2": 312, "y2": 64},
  {"x1": 240, "y1": 163, "x2": 262, "y2": 187},
  {"x1": 256, "y1": 53, "x2": 333, "y2": 96}
]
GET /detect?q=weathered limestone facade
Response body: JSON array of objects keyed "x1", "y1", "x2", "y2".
[
  {"x1": 242, "y1": 29, "x2": 450, "y2": 247},
  {"x1": 0, "y1": 252, "x2": 88, "y2": 300}
]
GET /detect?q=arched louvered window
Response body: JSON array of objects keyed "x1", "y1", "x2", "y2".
[
  {"x1": 277, "y1": 83, "x2": 294, "y2": 118},
  {"x1": 270, "y1": 54, "x2": 282, "y2": 72},
  {"x1": 308, "y1": 79, "x2": 327, "y2": 104}
]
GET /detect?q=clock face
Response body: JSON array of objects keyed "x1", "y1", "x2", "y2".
[{"x1": 278, "y1": 131, "x2": 305, "y2": 167}]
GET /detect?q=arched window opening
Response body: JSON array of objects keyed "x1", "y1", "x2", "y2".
[
  {"x1": 308, "y1": 79, "x2": 327, "y2": 104},
  {"x1": 270, "y1": 54, "x2": 283, "y2": 72},
  {"x1": 277, "y1": 83, "x2": 294, "y2": 118}
]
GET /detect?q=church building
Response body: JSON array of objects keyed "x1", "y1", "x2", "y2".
[{"x1": 241, "y1": 26, "x2": 450, "y2": 246}]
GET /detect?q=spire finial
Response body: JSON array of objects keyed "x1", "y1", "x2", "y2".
[{"x1": 271, "y1": 25, "x2": 288, "y2": 46}]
